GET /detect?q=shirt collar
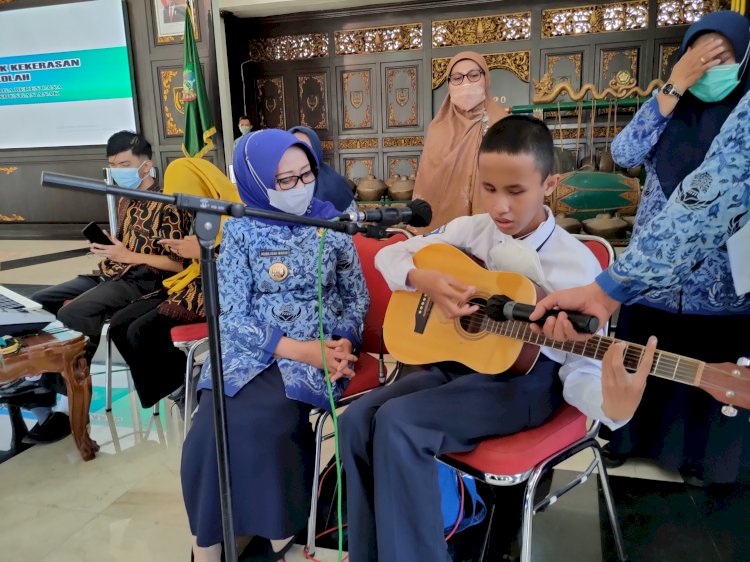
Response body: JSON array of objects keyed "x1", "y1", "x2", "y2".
[{"x1": 493, "y1": 205, "x2": 555, "y2": 250}]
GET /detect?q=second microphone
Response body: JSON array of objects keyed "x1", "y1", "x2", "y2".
[{"x1": 339, "y1": 199, "x2": 432, "y2": 228}]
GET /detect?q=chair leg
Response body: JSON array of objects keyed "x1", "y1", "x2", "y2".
[
  {"x1": 182, "y1": 342, "x2": 202, "y2": 437},
  {"x1": 306, "y1": 410, "x2": 330, "y2": 557},
  {"x1": 592, "y1": 445, "x2": 627, "y2": 561},
  {"x1": 153, "y1": 402, "x2": 160, "y2": 416},
  {"x1": 104, "y1": 324, "x2": 113, "y2": 412},
  {"x1": 519, "y1": 466, "x2": 546, "y2": 562}
]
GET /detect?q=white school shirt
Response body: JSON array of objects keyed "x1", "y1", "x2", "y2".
[{"x1": 375, "y1": 207, "x2": 626, "y2": 429}]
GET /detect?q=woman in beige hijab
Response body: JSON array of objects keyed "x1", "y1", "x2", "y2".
[{"x1": 413, "y1": 51, "x2": 510, "y2": 232}]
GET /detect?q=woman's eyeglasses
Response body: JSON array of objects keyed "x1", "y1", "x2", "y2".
[
  {"x1": 448, "y1": 69, "x2": 484, "y2": 86},
  {"x1": 275, "y1": 170, "x2": 316, "y2": 190}
]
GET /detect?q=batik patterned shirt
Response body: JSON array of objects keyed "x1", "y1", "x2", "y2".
[
  {"x1": 197, "y1": 217, "x2": 369, "y2": 410},
  {"x1": 601, "y1": 90, "x2": 750, "y2": 312}
]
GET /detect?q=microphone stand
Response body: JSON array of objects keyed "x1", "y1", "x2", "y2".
[{"x1": 41, "y1": 172, "x2": 362, "y2": 562}]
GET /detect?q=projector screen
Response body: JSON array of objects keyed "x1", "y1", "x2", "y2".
[{"x1": 0, "y1": 0, "x2": 137, "y2": 149}]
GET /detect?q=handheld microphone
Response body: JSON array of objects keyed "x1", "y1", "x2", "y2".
[
  {"x1": 339, "y1": 199, "x2": 432, "y2": 228},
  {"x1": 485, "y1": 294, "x2": 599, "y2": 335}
]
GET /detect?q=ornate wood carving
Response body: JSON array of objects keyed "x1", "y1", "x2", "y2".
[
  {"x1": 249, "y1": 33, "x2": 329, "y2": 62},
  {"x1": 383, "y1": 136, "x2": 425, "y2": 147},
  {"x1": 602, "y1": 48, "x2": 639, "y2": 81},
  {"x1": 533, "y1": 69, "x2": 661, "y2": 103},
  {"x1": 542, "y1": 1, "x2": 648, "y2": 38},
  {"x1": 432, "y1": 51, "x2": 530, "y2": 89},
  {"x1": 335, "y1": 23, "x2": 422, "y2": 55},
  {"x1": 660, "y1": 43, "x2": 680, "y2": 79},
  {"x1": 321, "y1": 140, "x2": 334, "y2": 152},
  {"x1": 344, "y1": 157, "x2": 375, "y2": 180},
  {"x1": 432, "y1": 12, "x2": 531, "y2": 47},
  {"x1": 257, "y1": 76, "x2": 286, "y2": 130},
  {"x1": 386, "y1": 66, "x2": 418, "y2": 128},
  {"x1": 160, "y1": 67, "x2": 184, "y2": 137},
  {"x1": 338, "y1": 138, "x2": 379, "y2": 149},
  {"x1": 656, "y1": 0, "x2": 731, "y2": 27},
  {"x1": 342, "y1": 70, "x2": 373, "y2": 130},
  {"x1": 298, "y1": 73, "x2": 328, "y2": 131},
  {"x1": 0, "y1": 166, "x2": 19, "y2": 175},
  {"x1": 387, "y1": 156, "x2": 420, "y2": 178}
]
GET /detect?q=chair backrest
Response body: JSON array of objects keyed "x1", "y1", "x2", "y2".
[
  {"x1": 573, "y1": 233, "x2": 615, "y2": 270},
  {"x1": 353, "y1": 230, "x2": 409, "y2": 354}
]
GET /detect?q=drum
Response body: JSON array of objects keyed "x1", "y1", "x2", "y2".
[{"x1": 548, "y1": 171, "x2": 640, "y2": 221}]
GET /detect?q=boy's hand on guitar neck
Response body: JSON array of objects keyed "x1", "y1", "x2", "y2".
[
  {"x1": 601, "y1": 336, "x2": 657, "y2": 421},
  {"x1": 407, "y1": 268, "x2": 479, "y2": 319}
]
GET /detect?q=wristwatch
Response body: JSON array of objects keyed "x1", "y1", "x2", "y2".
[{"x1": 661, "y1": 83, "x2": 682, "y2": 99}]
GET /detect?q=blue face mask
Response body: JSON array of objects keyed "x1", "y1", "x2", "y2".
[
  {"x1": 109, "y1": 161, "x2": 147, "y2": 189},
  {"x1": 266, "y1": 181, "x2": 315, "y2": 215}
]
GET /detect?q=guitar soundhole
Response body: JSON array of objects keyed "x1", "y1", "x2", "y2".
[{"x1": 459, "y1": 297, "x2": 487, "y2": 335}]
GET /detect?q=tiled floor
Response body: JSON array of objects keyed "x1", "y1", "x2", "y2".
[{"x1": 1, "y1": 234, "x2": 747, "y2": 561}]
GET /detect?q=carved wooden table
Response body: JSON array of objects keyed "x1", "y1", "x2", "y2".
[{"x1": 0, "y1": 328, "x2": 100, "y2": 461}]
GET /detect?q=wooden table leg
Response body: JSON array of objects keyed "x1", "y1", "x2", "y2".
[{"x1": 61, "y1": 339, "x2": 100, "y2": 461}]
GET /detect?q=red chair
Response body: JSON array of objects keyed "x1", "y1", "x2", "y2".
[
  {"x1": 305, "y1": 229, "x2": 410, "y2": 556},
  {"x1": 438, "y1": 233, "x2": 626, "y2": 562}
]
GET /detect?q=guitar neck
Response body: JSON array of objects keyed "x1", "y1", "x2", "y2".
[{"x1": 483, "y1": 317, "x2": 705, "y2": 387}]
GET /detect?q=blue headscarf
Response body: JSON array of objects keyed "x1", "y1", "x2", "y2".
[
  {"x1": 233, "y1": 129, "x2": 339, "y2": 226},
  {"x1": 288, "y1": 126, "x2": 355, "y2": 212},
  {"x1": 653, "y1": 10, "x2": 750, "y2": 198}
]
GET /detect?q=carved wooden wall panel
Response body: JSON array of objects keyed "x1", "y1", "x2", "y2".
[
  {"x1": 383, "y1": 63, "x2": 420, "y2": 131},
  {"x1": 386, "y1": 154, "x2": 421, "y2": 178},
  {"x1": 657, "y1": 41, "x2": 681, "y2": 80},
  {"x1": 341, "y1": 154, "x2": 378, "y2": 183},
  {"x1": 157, "y1": 65, "x2": 185, "y2": 139},
  {"x1": 297, "y1": 72, "x2": 329, "y2": 132},
  {"x1": 598, "y1": 45, "x2": 641, "y2": 89},
  {"x1": 339, "y1": 67, "x2": 375, "y2": 133},
  {"x1": 256, "y1": 75, "x2": 286, "y2": 129}
]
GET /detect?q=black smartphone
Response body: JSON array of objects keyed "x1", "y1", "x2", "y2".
[{"x1": 81, "y1": 222, "x2": 113, "y2": 245}]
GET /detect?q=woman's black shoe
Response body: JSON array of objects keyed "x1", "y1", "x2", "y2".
[
  {"x1": 601, "y1": 446, "x2": 627, "y2": 469},
  {"x1": 21, "y1": 412, "x2": 71, "y2": 445}
]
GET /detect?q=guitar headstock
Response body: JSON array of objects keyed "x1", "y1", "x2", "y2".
[{"x1": 699, "y1": 358, "x2": 750, "y2": 415}]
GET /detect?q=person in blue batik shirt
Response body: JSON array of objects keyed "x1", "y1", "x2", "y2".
[
  {"x1": 180, "y1": 129, "x2": 369, "y2": 562},
  {"x1": 533, "y1": 11, "x2": 750, "y2": 486}
]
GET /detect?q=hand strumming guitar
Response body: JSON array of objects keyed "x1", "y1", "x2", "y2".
[{"x1": 406, "y1": 268, "x2": 479, "y2": 319}]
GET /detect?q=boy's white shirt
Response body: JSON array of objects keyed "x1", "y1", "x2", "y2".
[{"x1": 375, "y1": 207, "x2": 626, "y2": 429}]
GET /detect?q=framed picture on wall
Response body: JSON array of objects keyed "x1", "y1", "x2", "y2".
[{"x1": 153, "y1": 0, "x2": 200, "y2": 45}]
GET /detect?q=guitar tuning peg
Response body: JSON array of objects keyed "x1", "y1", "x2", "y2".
[
  {"x1": 721, "y1": 405, "x2": 738, "y2": 418},
  {"x1": 737, "y1": 357, "x2": 750, "y2": 368}
]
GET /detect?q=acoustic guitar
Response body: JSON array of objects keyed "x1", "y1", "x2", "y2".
[{"x1": 383, "y1": 244, "x2": 750, "y2": 412}]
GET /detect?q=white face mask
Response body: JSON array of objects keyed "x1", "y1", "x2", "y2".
[
  {"x1": 266, "y1": 181, "x2": 315, "y2": 215},
  {"x1": 450, "y1": 82, "x2": 486, "y2": 112},
  {"x1": 487, "y1": 237, "x2": 546, "y2": 287},
  {"x1": 239, "y1": 124, "x2": 251, "y2": 135}
]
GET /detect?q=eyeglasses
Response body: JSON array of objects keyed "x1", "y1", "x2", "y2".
[
  {"x1": 275, "y1": 169, "x2": 316, "y2": 190},
  {"x1": 448, "y1": 69, "x2": 484, "y2": 86}
]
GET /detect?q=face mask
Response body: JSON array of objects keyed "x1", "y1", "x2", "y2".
[
  {"x1": 487, "y1": 237, "x2": 546, "y2": 287},
  {"x1": 267, "y1": 181, "x2": 315, "y2": 215},
  {"x1": 450, "y1": 82, "x2": 486, "y2": 112},
  {"x1": 689, "y1": 63, "x2": 741, "y2": 102},
  {"x1": 109, "y1": 161, "x2": 146, "y2": 189},
  {"x1": 239, "y1": 125, "x2": 251, "y2": 135}
]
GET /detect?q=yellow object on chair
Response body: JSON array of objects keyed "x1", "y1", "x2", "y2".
[{"x1": 161, "y1": 158, "x2": 241, "y2": 294}]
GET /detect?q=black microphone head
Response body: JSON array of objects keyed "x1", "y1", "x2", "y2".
[
  {"x1": 485, "y1": 294, "x2": 512, "y2": 321},
  {"x1": 406, "y1": 199, "x2": 432, "y2": 227}
]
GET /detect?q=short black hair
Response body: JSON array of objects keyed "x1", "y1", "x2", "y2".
[
  {"x1": 239, "y1": 115, "x2": 250, "y2": 122},
  {"x1": 479, "y1": 115, "x2": 554, "y2": 179},
  {"x1": 106, "y1": 131, "x2": 152, "y2": 159}
]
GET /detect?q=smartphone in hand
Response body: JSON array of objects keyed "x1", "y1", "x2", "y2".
[{"x1": 81, "y1": 222, "x2": 113, "y2": 245}]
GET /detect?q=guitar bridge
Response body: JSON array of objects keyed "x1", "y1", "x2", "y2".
[{"x1": 414, "y1": 293, "x2": 433, "y2": 334}]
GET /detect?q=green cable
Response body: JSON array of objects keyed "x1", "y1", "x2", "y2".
[{"x1": 317, "y1": 227, "x2": 344, "y2": 561}]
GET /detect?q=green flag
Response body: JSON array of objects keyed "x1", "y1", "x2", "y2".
[{"x1": 181, "y1": 5, "x2": 215, "y2": 158}]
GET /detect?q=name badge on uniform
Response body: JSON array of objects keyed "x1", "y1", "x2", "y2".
[
  {"x1": 727, "y1": 219, "x2": 750, "y2": 296},
  {"x1": 269, "y1": 262, "x2": 289, "y2": 282}
]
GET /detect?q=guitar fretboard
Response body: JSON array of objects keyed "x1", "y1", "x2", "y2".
[{"x1": 475, "y1": 315, "x2": 704, "y2": 386}]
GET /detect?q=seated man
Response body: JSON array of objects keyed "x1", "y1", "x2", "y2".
[
  {"x1": 0, "y1": 131, "x2": 192, "y2": 443},
  {"x1": 339, "y1": 116, "x2": 657, "y2": 562}
]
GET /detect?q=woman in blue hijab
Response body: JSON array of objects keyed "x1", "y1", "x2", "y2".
[
  {"x1": 288, "y1": 125, "x2": 355, "y2": 213},
  {"x1": 181, "y1": 129, "x2": 369, "y2": 561},
  {"x1": 604, "y1": 10, "x2": 750, "y2": 485}
]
